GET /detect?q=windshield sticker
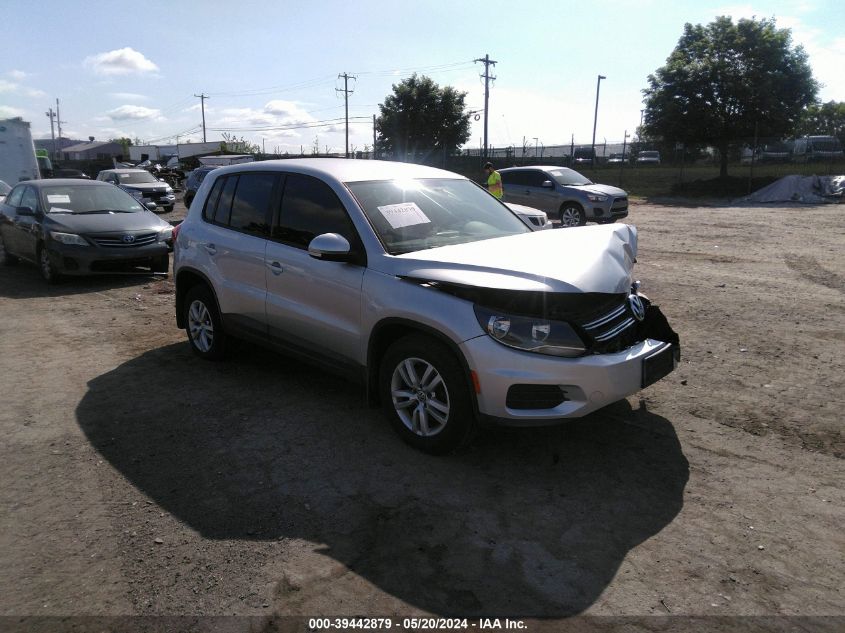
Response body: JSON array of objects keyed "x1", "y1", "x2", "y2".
[
  {"x1": 47, "y1": 194, "x2": 71, "y2": 203},
  {"x1": 48, "y1": 207, "x2": 74, "y2": 213},
  {"x1": 377, "y1": 202, "x2": 431, "y2": 229}
]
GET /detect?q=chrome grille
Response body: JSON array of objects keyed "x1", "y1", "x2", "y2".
[
  {"x1": 91, "y1": 232, "x2": 158, "y2": 248},
  {"x1": 580, "y1": 300, "x2": 638, "y2": 351}
]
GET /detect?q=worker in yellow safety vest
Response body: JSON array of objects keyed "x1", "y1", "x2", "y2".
[{"x1": 484, "y1": 162, "x2": 503, "y2": 199}]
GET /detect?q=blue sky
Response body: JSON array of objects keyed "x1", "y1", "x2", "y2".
[{"x1": 2, "y1": 0, "x2": 843, "y2": 153}]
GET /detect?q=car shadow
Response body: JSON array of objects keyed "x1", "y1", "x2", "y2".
[
  {"x1": 0, "y1": 263, "x2": 167, "y2": 299},
  {"x1": 75, "y1": 342, "x2": 689, "y2": 617}
]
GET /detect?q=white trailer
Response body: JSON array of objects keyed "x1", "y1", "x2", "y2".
[{"x1": 0, "y1": 118, "x2": 40, "y2": 184}]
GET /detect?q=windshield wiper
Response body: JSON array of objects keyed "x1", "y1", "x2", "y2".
[{"x1": 75, "y1": 209, "x2": 133, "y2": 214}]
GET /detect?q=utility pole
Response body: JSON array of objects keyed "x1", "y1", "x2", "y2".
[
  {"x1": 474, "y1": 54, "x2": 497, "y2": 162},
  {"x1": 45, "y1": 107, "x2": 57, "y2": 160},
  {"x1": 591, "y1": 75, "x2": 606, "y2": 169},
  {"x1": 372, "y1": 114, "x2": 377, "y2": 160},
  {"x1": 336, "y1": 73, "x2": 356, "y2": 158},
  {"x1": 194, "y1": 93, "x2": 209, "y2": 142},
  {"x1": 56, "y1": 98, "x2": 64, "y2": 151}
]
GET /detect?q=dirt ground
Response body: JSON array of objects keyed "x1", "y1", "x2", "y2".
[{"x1": 0, "y1": 198, "x2": 843, "y2": 631}]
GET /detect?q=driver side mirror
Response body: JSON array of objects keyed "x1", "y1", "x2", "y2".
[
  {"x1": 308, "y1": 233, "x2": 351, "y2": 262},
  {"x1": 541, "y1": 180, "x2": 554, "y2": 189},
  {"x1": 16, "y1": 206, "x2": 35, "y2": 217}
]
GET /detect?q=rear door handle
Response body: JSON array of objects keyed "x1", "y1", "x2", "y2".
[
  {"x1": 267, "y1": 261, "x2": 283, "y2": 275},
  {"x1": 203, "y1": 243, "x2": 217, "y2": 255}
]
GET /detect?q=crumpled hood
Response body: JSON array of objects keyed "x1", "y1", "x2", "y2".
[
  {"x1": 389, "y1": 223, "x2": 638, "y2": 294},
  {"x1": 46, "y1": 211, "x2": 170, "y2": 234}
]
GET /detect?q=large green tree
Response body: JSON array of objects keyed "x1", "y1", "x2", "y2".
[
  {"x1": 642, "y1": 16, "x2": 818, "y2": 176},
  {"x1": 796, "y1": 101, "x2": 845, "y2": 141},
  {"x1": 376, "y1": 74, "x2": 471, "y2": 162}
]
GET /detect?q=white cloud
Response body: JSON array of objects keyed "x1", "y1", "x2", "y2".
[
  {"x1": 84, "y1": 48, "x2": 159, "y2": 76},
  {"x1": 107, "y1": 105, "x2": 162, "y2": 121},
  {"x1": 0, "y1": 105, "x2": 25, "y2": 118},
  {"x1": 8, "y1": 70, "x2": 27, "y2": 80},
  {"x1": 263, "y1": 100, "x2": 314, "y2": 122},
  {"x1": 0, "y1": 79, "x2": 45, "y2": 98},
  {"x1": 0, "y1": 79, "x2": 18, "y2": 93},
  {"x1": 109, "y1": 92, "x2": 149, "y2": 102}
]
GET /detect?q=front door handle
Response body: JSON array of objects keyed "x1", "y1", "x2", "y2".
[{"x1": 268, "y1": 261, "x2": 283, "y2": 275}]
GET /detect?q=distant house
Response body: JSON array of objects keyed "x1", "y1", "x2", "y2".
[
  {"x1": 34, "y1": 137, "x2": 81, "y2": 155},
  {"x1": 62, "y1": 140, "x2": 125, "y2": 161}
]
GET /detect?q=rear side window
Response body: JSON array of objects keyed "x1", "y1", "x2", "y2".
[
  {"x1": 202, "y1": 177, "x2": 225, "y2": 221},
  {"x1": 274, "y1": 174, "x2": 357, "y2": 249},
  {"x1": 228, "y1": 173, "x2": 276, "y2": 236},
  {"x1": 213, "y1": 176, "x2": 238, "y2": 225}
]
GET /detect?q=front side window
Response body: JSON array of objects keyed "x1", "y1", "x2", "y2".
[
  {"x1": 347, "y1": 178, "x2": 529, "y2": 255},
  {"x1": 274, "y1": 174, "x2": 357, "y2": 249},
  {"x1": 6, "y1": 185, "x2": 25, "y2": 208},
  {"x1": 20, "y1": 186, "x2": 39, "y2": 212}
]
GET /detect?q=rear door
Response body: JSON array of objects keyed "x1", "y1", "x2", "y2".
[
  {"x1": 14, "y1": 185, "x2": 42, "y2": 260},
  {"x1": 197, "y1": 172, "x2": 278, "y2": 337},
  {"x1": 264, "y1": 173, "x2": 365, "y2": 368}
]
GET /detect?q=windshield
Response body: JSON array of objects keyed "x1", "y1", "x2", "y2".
[
  {"x1": 347, "y1": 178, "x2": 529, "y2": 255},
  {"x1": 547, "y1": 168, "x2": 592, "y2": 186},
  {"x1": 640, "y1": 151, "x2": 659, "y2": 158},
  {"x1": 810, "y1": 138, "x2": 842, "y2": 151},
  {"x1": 0, "y1": 180, "x2": 10, "y2": 196},
  {"x1": 117, "y1": 171, "x2": 159, "y2": 184},
  {"x1": 41, "y1": 184, "x2": 145, "y2": 214}
]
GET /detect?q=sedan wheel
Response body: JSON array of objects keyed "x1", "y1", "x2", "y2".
[
  {"x1": 38, "y1": 245, "x2": 61, "y2": 283},
  {"x1": 0, "y1": 233, "x2": 19, "y2": 266},
  {"x1": 559, "y1": 204, "x2": 586, "y2": 227},
  {"x1": 379, "y1": 334, "x2": 476, "y2": 454}
]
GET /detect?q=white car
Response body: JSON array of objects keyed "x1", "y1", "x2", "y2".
[
  {"x1": 0, "y1": 180, "x2": 10, "y2": 204},
  {"x1": 173, "y1": 159, "x2": 678, "y2": 453},
  {"x1": 507, "y1": 202, "x2": 551, "y2": 231}
]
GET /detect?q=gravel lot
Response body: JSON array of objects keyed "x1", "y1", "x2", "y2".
[{"x1": 0, "y1": 198, "x2": 843, "y2": 630}]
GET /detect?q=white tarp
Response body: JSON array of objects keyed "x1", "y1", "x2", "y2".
[{"x1": 741, "y1": 175, "x2": 845, "y2": 204}]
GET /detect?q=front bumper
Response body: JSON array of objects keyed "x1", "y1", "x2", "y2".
[
  {"x1": 461, "y1": 334, "x2": 677, "y2": 424},
  {"x1": 46, "y1": 241, "x2": 170, "y2": 275}
]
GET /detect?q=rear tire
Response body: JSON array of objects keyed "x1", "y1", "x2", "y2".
[
  {"x1": 0, "y1": 233, "x2": 19, "y2": 266},
  {"x1": 379, "y1": 334, "x2": 476, "y2": 454},
  {"x1": 559, "y1": 203, "x2": 586, "y2": 227},
  {"x1": 184, "y1": 285, "x2": 227, "y2": 360}
]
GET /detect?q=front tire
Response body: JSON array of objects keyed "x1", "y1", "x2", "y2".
[
  {"x1": 379, "y1": 334, "x2": 476, "y2": 454},
  {"x1": 559, "y1": 203, "x2": 586, "y2": 227},
  {"x1": 38, "y1": 244, "x2": 61, "y2": 284},
  {"x1": 184, "y1": 285, "x2": 227, "y2": 360},
  {"x1": 151, "y1": 254, "x2": 169, "y2": 274},
  {"x1": 0, "y1": 232, "x2": 19, "y2": 266}
]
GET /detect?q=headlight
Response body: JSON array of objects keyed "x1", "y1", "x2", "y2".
[
  {"x1": 587, "y1": 194, "x2": 608, "y2": 202},
  {"x1": 50, "y1": 231, "x2": 88, "y2": 246},
  {"x1": 158, "y1": 227, "x2": 173, "y2": 242},
  {"x1": 165, "y1": 186, "x2": 174, "y2": 194},
  {"x1": 474, "y1": 306, "x2": 586, "y2": 357}
]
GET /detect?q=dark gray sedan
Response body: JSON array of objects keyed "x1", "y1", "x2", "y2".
[{"x1": 0, "y1": 179, "x2": 172, "y2": 283}]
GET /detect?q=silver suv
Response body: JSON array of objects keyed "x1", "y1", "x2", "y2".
[
  {"x1": 499, "y1": 166, "x2": 628, "y2": 227},
  {"x1": 173, "y1": 159, "x2": 677, "y2": 453}
]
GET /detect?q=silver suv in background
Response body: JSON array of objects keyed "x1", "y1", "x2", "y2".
[
  {"x1": 173, "y1": 159, "x2": 677, "y2": 453},
  {"x1": 499, "y1": 166, "x2": 628, "y2": 227},
  {"x1": 96, "y1": 168, "x2": 177, "y2": 213}
]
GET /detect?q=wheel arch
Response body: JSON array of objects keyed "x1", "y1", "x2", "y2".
[
  {"x1": 175, "y1": 267, "x2": 221, "y2": 329},
  {"x1": 366, "y1": 318, "x2": 478, "y2": 415}
]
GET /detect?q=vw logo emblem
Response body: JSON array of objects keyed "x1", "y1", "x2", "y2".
[
  {"x1": 628, "y1": 294, "x2": 646, "y2": 322},
  {"x1": 122, "y1": 234, "x2": 136, "y2": 244}
]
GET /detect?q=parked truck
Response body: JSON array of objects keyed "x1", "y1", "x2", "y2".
[{"x1": 0, "y1": 117, "x2": 41, "y2": 184}]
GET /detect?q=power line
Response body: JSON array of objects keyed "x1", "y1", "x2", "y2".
[{"x1": 207, "y1": 117, "x2": 370, "y2": 133}]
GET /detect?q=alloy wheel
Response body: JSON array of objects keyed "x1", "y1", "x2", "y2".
[
  {"x1": 390, "y1": 357, "x2": 451, "y2": 437},
  {"x1": 188, "y1": 299, "x2": 214, "y2": 353}
]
